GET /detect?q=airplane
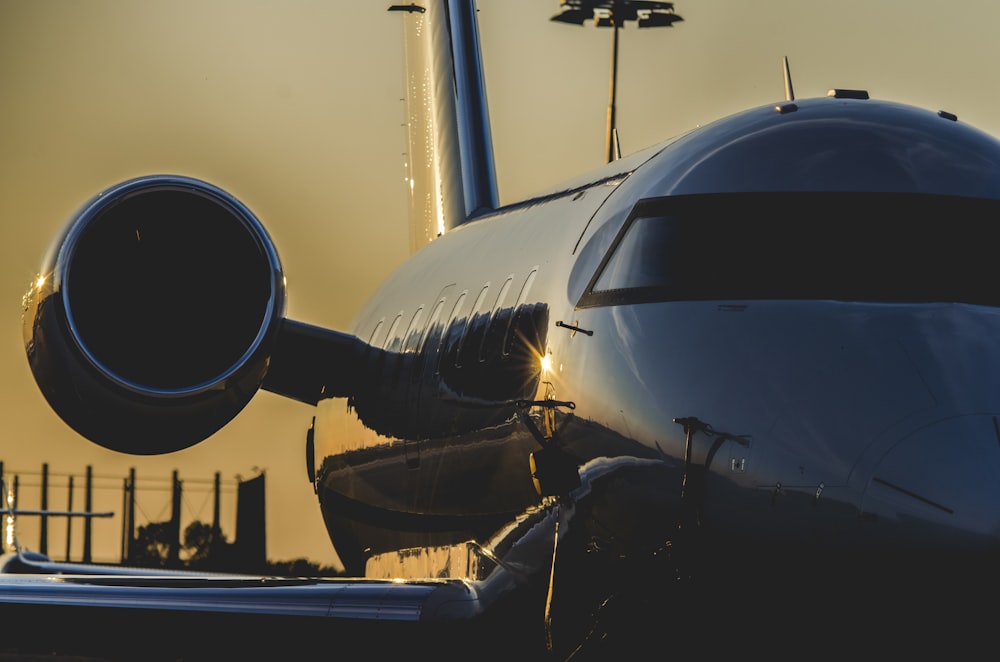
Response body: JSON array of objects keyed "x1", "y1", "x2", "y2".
[{"x1": 4, "y1": 0, "x2": 1000, "y2": 658}]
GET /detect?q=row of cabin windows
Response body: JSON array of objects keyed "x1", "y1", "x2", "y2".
[{"x1": 367, "y1": 268, "x2": 539, "y2": 373}]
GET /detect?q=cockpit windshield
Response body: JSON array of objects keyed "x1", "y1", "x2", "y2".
[{"x1": 578, "y1": 192, "x2": 1000, "y2": 308}]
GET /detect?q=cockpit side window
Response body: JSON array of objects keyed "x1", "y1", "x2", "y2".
[
  {"x1": 578, "y1": 191, "x2": 1000, "y2": 309},
  {"x1": 592, "y1": 216, "x2": 678, "y2": 293}
]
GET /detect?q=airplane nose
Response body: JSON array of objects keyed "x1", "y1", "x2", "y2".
[{"x1": 859, "y1": 413, "x2": 1000, "y2": 547}]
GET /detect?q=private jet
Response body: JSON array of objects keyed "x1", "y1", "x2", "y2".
[{"x1": 3, "y1": 0, "x2": 1000, "y2": 658}]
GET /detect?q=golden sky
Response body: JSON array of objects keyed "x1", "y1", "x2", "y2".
[{"x1": 2, "y1": 0, "x2": 999, "y2": 569}]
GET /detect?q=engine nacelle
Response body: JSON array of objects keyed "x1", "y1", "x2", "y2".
[{"x1": 22, "y1": 175, "x2": 287, "y2": 454}]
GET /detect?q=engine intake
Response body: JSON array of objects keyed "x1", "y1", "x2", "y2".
[{"x1": 23, "y1": 175, "x2": 286, "y2": 454}]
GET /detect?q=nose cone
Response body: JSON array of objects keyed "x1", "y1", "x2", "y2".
[{"x1": 861, "y1": 414, "x2": 1000, "y2": 548}]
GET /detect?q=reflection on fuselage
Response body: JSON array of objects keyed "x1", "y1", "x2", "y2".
[
  {"x1": 312, "y1": 97, "x2": 1000, "y2": 588},
  {"x1": 315, "y1": 295, "x2": 552, "y2": 574},
  {"x1": 351, "y1": 301, "x2": 548, "y2": 440}
]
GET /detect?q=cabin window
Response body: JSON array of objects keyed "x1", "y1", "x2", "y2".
[
  {"x1": 504, "y1": 268, "x2": 538, "y2": 356},
  {"x1": 577, "y1": 191, "x2": 1000, "y2": 308},
  {"x1": 455, "y1": 284, "x2": 490, "y2": 368},
  {"x1": 368, "y1": 319, "x2": 385, "y2": 347},
  {"x1": 414, "y1": 297, "x2": 447, "y2": 383},
  {"x1": 383, "y1": 313, "x2": 404, "y2": 352},
  {"x1": 479, "y1": 276, "x2": 513, "y2": 362},
  {"x1": 434, "y1": 290, "x2": 467, "y2": 378},
  {"x1": 402, "y1": 306, "x2": 425, "y2": 354}
]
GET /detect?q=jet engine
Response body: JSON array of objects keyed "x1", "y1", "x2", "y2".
[{"x1": 22, "y1": 175, "x2": 287, "y2": 454}]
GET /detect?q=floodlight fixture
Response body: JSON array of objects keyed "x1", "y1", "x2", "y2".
[{"x1": 551, "y1": 1, "x2": 684, "y2": 163}]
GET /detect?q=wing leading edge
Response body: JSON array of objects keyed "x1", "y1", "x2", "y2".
[{"x1": 0, "y1": 569, "x2": 506, "y2": 659}]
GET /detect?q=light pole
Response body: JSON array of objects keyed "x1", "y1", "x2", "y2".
[{"x1": 551, "y1": 1, "x2": 683, "y2": 163}]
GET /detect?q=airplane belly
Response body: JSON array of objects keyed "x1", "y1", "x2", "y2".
[
  {"x1": 312, "y1": 389, "x2": 543, "y2": 575},
  {"x1": 314, "y1": 404, "x2": 539, "y2": 514}
]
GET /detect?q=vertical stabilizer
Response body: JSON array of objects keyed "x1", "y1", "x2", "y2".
[
  {"x1": 391, "y1": 1, "x2": 498, "y2": 254},
  {"x1": 447, "y1": 1, "x2": 498, "y2": 219}
]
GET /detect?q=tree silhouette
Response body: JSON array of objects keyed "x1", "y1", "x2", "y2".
[
  {"x1": 129, "y1": 521, "x2": 175, "y2": 568},
  {"x1": 128, "y1": 519, "x2": 341, "y2": 575},
  {"x1": 182, "y1": 520, "x2": 236, "y2": 571},
  {"x1": 264, "y1": 557, "x2": 341, "y2": 577}
]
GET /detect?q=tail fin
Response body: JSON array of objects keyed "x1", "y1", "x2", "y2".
[{"x1": 390, "y1": 0, "x2": 498, "y2": 254}]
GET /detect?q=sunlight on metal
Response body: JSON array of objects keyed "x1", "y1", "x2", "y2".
[{"x1": 3, "y1": 484, "x2": 13, "y2": 551}]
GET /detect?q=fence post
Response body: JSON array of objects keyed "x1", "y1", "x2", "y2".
[
  {"x1": 40, "y1": 464, "x2": 49, "y2": 556},
  {"x1": 168, "y1": 470, "x2": 182, "y2": 567},
  {"x1": 83, "y1": 465, "x2": 93, "y2": 563},
  {"x1": 65, "y1": 475, "x2": 73, "y2": 561}
]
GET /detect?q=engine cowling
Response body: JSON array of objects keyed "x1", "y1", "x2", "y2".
[{"x1": 22, "y1": 175, "x2": 287, "y2": 454}]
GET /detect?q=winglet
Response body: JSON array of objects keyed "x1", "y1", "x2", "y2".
[{"x1": 783, "y1": 55, "x2": 795, "y2": 101}]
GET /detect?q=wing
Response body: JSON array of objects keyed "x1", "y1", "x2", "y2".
[{"x1": 0, "y1": 557, "x2": 495, "y2": 660}]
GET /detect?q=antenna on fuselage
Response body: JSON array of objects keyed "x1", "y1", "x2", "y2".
[{"x1": 783, "y1": 55, "x2": 795, "y2": 101}]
